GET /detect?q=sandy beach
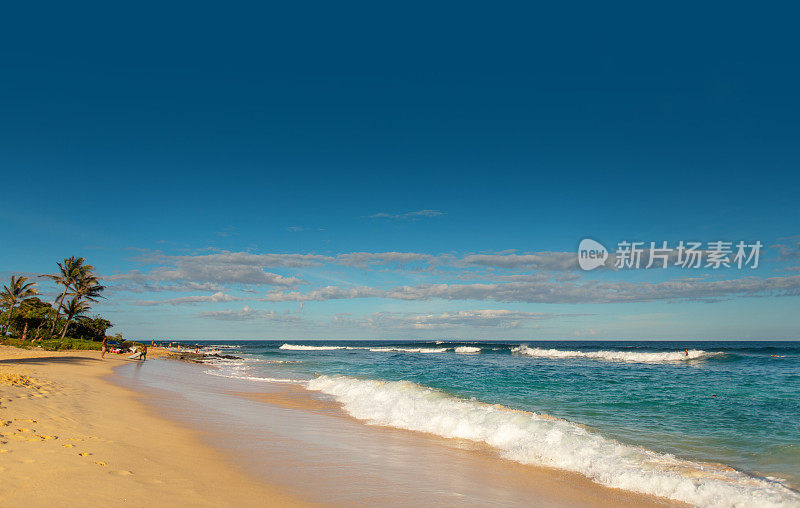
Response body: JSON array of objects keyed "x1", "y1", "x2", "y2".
[
  {"x1": 0, "y1": 345, "x2": 680, "y2": 507},
  {"x1": 0, "y1": 345, "x2": 304, "y2": 507}
]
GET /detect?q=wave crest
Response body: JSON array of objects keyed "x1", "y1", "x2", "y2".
[
  {"x1": 455, "y1": 346, "x2": 481, "y2": 354},
  {"x1": 279, "y1": 344, "x2": 449, "y2": 353},
  {"x1": 279, "y1": 344, "x2": 346, "y2": 351},
  {"x1": 307, "y1": 375, "x2": 798, "y2": 507},
  {"x1": 368, "y1": 347, "x2": 448, "y2": 353},
  {"x1": 512, "y1": 345, "x2": 721, "y2": 363}
]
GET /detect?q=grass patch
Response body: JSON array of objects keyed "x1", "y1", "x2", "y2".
[{"x1": 1, "y1": 336, "x2": 102, "y2": 351}]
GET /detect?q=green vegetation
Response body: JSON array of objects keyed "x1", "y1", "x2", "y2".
[
  {"x1": 1, "y1": 256, "x2": 117, "y2": 350},
  {"x1": 0, "y1": 336, "x2": 103, "y2": 351}
]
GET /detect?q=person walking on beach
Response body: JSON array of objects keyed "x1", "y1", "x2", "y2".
[
  {"x1": 101, "y1": 337, "x2": 108, "y2": 358},
  {"x1": 140, "y1": 344, "x2": 148, "y2": 361}
]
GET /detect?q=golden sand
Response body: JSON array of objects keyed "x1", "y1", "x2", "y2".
[
  {"x1": 0, "y1": 345, "x2": 680, "y2": 507},
  {"x1": 0, "y1": 346, "x2": 305, "y2": 507}
]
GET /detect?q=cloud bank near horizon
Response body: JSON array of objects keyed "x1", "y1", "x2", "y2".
[{"x1": 86, "y1": 244, "x2": 800, "y2": 337}]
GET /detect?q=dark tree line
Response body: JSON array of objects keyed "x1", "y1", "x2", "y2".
[{"x1": 1, "y1": 257, "x2": 111, "y2": 344}]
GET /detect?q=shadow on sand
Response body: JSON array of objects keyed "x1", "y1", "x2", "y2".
[{"x1": 0, "y1": 356, "x2": 101, "y2": 365}]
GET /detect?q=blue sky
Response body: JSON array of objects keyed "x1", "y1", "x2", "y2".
[{"x1": 2, "y1": 2, "x2": 799, "y2": 340}]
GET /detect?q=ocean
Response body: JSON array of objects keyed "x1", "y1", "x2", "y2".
[{"x1": 186, "y1": 340, "x2": 800, "y2": 507}]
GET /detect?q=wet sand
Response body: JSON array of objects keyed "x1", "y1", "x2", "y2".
[
  {"x1": 0, "y1": 346, "x2": 304, "y2": 507},
  {"x1": 112, "y1": 357, "x2": 681, "y2": 507}
]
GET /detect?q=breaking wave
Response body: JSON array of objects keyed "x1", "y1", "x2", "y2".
[
  {"x1": 279, "y1": 343, "x2": 448, "y2": 353},
  {"x1": 512, "y1": 345, "x2": 722, "y2": 364},
  {"x1": 368, "y1": 347, "x2": 448, "y2": 353},
  {"x1": 454, "y1": 346, "x2": 481, "y2": 354},
  {"x1": 307, "y1": 375, "x2": 798, "y2": 507},
  {"x1": 279, "y1": 344, "x2": 346, "y2": 351}
]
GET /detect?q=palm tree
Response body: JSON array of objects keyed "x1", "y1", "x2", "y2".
[
  {"x1": 72, "y1": 274, "x2": 105, "y2": 304},
  {"x1": 58, "y1": 297, "x2": 91, "y2": 342},
  {"x1": 1, "y1": 275, "x2": 38, "y2": 335},
  {"x1": 17, "y1": 298, "x2": 53, "y2": 341},
  {"x1": 41, "y1": 257, "x2": 96, "y2": 338}
]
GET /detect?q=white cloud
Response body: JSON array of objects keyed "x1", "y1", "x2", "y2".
[
  {"x1": 108, "y1": 252, "x2": 313, "y2": 288},
  {"x1": 368, "y1": 309, "x2": 575, "y2": 329},
  {"x1": 134, "y1": 292, "x2": 242, "y2": 306},
  {"x1": 336, "y1": 252, "x2": 437, "y2": 267},
  {"x1": 261, "y1": 286, "x2": 381, "y2": 302},
  {"x1": 199, "y1": 305, "x2": 303, "y2": 322},
  {"x1": 110, "y1": 250, "x2": 586, "y2": 292},
  {"x1": 260, "y1": 275, "x2": 800, "y2": 304},
  {"x1": 460, "y1": 252, "x2": 578, "y2": 271},
  {"x1": 366, "y1": 209, "x2": 446, "y2": 220},
  {"x1": 773, "y1": 236, "x2": 800, "y2": 260}
]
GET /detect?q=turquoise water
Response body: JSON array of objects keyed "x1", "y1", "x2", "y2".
[{"x1": 194, "y1": 340, "x2": 800, "y2": 506}]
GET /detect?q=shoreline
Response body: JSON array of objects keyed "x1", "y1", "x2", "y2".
[
  {"x1": 0, "y1": 345, "x2": 305, "y2": 507},
  {"x1": 1, "y1": 344, "x2": 679, "y2": 507},
  {"x1": 112, "y1": 351, "x2": 680, "y2": 507}
]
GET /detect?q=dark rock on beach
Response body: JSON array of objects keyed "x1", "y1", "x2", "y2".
[
  {"x1": 170, "y1": 352, "x2": 207, "y2": 363},
  {"x1": 207, "y1": 354, "x2": 241, "y2": 360},
  {"x1": 167, "y1": 352, "x2": 242, "y2": 363}
]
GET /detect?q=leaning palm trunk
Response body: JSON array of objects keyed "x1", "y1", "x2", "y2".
[
  {"x1": 33, "y1": 322, "x2": 43, "y2": 341},
  {"x1": 46, "y1": 288, "x2": 68, "y2": 339},
  {"x1": 5, "y1": 307, "x2": 14, "y2": 334},
  {"x1": 57, "y1": 297, "x2": 90, "y2": 348},
  {"x1": 59, "y1": 318, "x2": 72, "y2": 342}
]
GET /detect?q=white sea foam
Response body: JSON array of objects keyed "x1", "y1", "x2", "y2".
[
  {"x1": 368, "y1": 347, "x2": 448, "y2": 353},
  {"x1": 279, "y1": 344, "x2": 346, "y2": 351},
  {"x1": 204, "y1": 369, "x2": 305, "y2": 384},
  {"x1": 307, "y1": 375, "x2": 799, "y2": 507},
  {"x1": 204, "y1": 359, "x2": 305, "y2": 383},
  {"x1": 280, "y1": 343, "x2": 449, "y2": 353},
  {"x1": 454, "y1": 346, "x2": 481, "y2": 354},
  {"x1": 512, "y1": 345, "x2": 721, "y2": 364}
]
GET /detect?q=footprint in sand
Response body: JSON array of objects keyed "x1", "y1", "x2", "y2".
[
  {"x1": 16, "y1": 428, "x2": 33, "y2": 433},
  {"x1": 78, "y1": 452, "x2": 92, "y2": 457},
  {"x1": 93, "y1": 461, "x2": 107, "y2": 466},
  {"x1": 15, "y1": 419, "x2": 37, "y2": 423},
  {"x1": 25, "y1": 435, "x2": 57, "y2": 441},
  {"x1": 111, "y1": 470, "x2": 134, "y2": 476},
  {"x1": 62, "y1": 444, "x2": 74, "y2": 448}
]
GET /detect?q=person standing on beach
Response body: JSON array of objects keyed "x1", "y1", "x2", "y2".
[
  {"x1": 101, "y1": 337, "x2": 108, "y2": 358},
  {"x1": 140, "y1": 344, "x2": 148, "y2": 361}
]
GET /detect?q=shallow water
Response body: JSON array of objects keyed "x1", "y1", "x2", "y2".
[
  {"x1": 113, "y1": 358, "x2": 663, "y2": 507},
  {"x1": 192, "y1": 340, "x2": 800, "y2": 506}
]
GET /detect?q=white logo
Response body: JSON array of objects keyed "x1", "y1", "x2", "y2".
[{"x1": 578, "y1": 238, "x2": 608, "y2": 271}]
